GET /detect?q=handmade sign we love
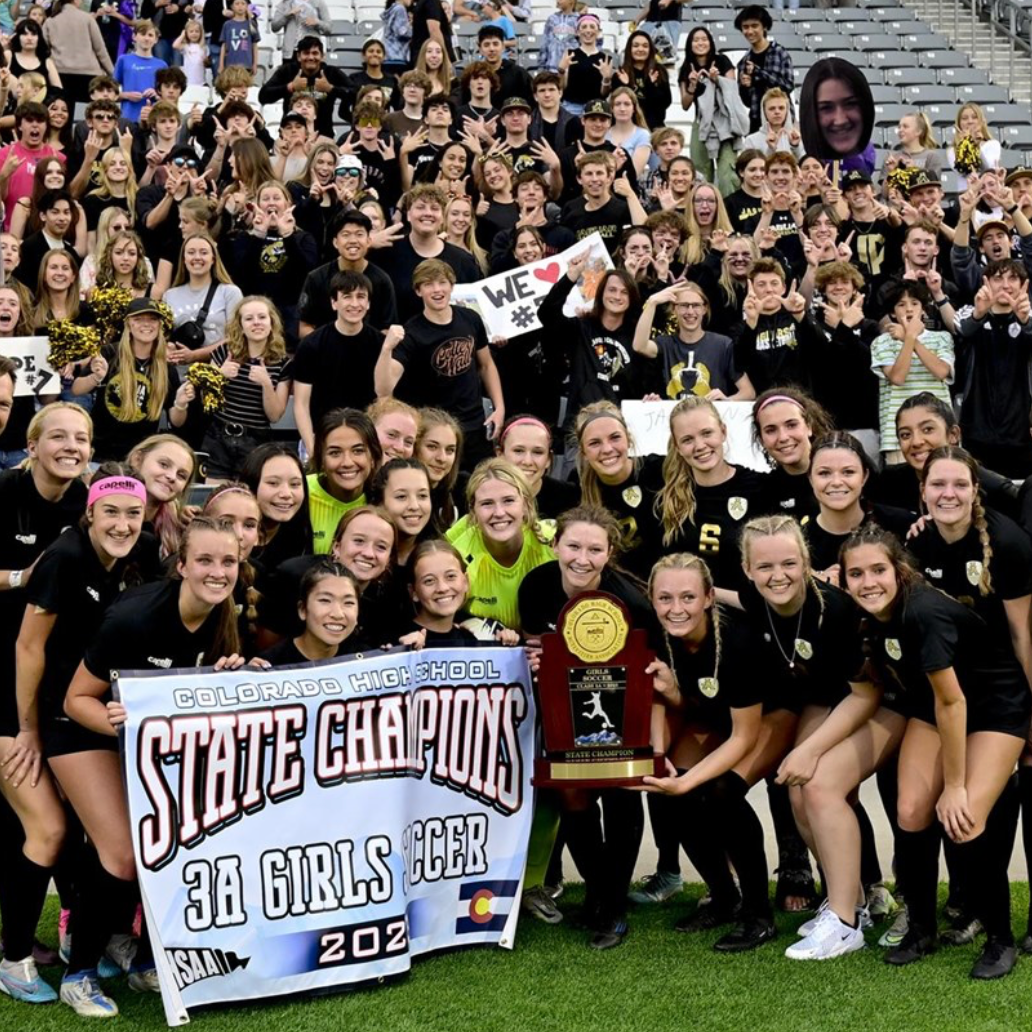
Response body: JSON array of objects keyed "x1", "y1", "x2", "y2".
[{"x1": 451, "y1": 233, "x2": 613, "y2": 340}]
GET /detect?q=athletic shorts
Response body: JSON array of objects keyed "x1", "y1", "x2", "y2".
[{"x1": 43, "y1": 716, "x2": 117, "y2": 758}]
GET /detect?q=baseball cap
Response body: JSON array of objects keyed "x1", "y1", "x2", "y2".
[
  {"x1": 841, "y1": 169, "x2": 872, "y2": 189},
  {"x1": 583, "y1": 99, "x2": 613, "y2": 120},
  {"x1": 976, "y1": 218, "x2": 1010, "y2": 239},
  {"x1": 126, "y1": 298, "x2": 164, "y2": 318},
  {"x1": 904, "y1": 169, "x2": 941, "y2": 195},
  {"x1": 1005, "y1": 166, "x2": 1032, "y2": 186},
  {"x1": 500, "y1": 96, "x2": 532, "y2": 115}
]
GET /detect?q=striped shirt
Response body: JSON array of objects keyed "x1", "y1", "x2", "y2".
[{"x1": 210, "y1": 344, "x2": 292, "y2": 431}]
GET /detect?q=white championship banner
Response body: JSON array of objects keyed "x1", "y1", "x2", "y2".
[{"x1": 118, "y1": 647, "x2": 536, "y2": 1026}]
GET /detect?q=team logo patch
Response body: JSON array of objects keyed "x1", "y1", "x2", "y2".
[
  {"x1": 622, "y1": 485, "x2": 642, "y2": 509},
  {"x1": 885, "y1": 639, "x2": 902, "y2": 661},
  {"x1": 794, "y1": 639, "x2": 813, "y2": 660},
  {"x1": 727, "y1": 496, "x2": 748, "y2": 520},
  {"x1": 698, "y1": 677, "x2": 719, "y2": 698},
  {"x1": 966, "y1": 560, "x2": 983, "y2": 586}
]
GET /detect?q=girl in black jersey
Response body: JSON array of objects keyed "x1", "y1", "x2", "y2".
[
  {"x1": 655, "y1": 397, "x2": 768, "y2": 600},
  {"x1": 204, "y1": 484, "x2": 263, "y2": 655},
  {"x1": 519, "y1": 505, "x2": 656, "y2": 951},
  {"x1": 126, "y1": 434, "x2": 196, "y2": 561},
  {"x1": 497, "y1": 415, "x2": 579, "y2": 526},
  {"x1": 414, "y1": 408, "x2": 463, "y2": 533},
  {"x1": 240, "y1": 443, "x2": 313, "y2": 580},
  {"x1": 842, "y1": 525, "x2": 1030, "y2": 980},
  {"x1": 752, "y1": 386, "x2": 836, "y2": 522},
  {"x1": 873, "y1": 393, "x2": 1020, "y2": 518},
  {"x1": 806, "y1": 432, "x2": 913, "y2": 582},
  {"x1": 367, "y1": 458, "x2": 434, "y2": 567},
  {"x1": 642, "y1": 554, "x2": 772, "y2": 951},
  {"x1": 258, "y1": 559, "x2": 360, "y2": 667},
  {"x1": 574, "y1": 401, "x2": 665, "y2": 580},
  {"x1": 55, "y1": 516, "x2": 245, "y2": 1017},
  {"x1": 0, "y1": 403, "x2": 91, "y2": 1005}
]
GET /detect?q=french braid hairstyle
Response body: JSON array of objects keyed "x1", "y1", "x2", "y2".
[
  {"x1": 573, "y1": 401, "x2": 640, "y2": 508},
  {"x1": 655, "y1": 396, "x2": 725, "y2": 546},
  {"x1": 739, "y1": 513, "x2": 826, "y2": 616},
  {"x1": 649, "y1": 552, "x2": 721, "y2": 680},
  {"x1": 919, "y1": 445, "x2": 993, "y2": 596},
  {"x1": 204, "y1": 482, "x2": 263, "y2": 632}
]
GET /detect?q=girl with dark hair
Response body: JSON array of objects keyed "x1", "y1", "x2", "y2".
[
  {"x1": 415, "y1": 408, "x2": 463, "y2": 532},
  {"x1": 539, "y1": 251, "x2": 642, "y2": 425},
  {"x1": 841, "y1": 524, "x2": 1029, "y2": 978},
  {"x1": 797, "y1": 57, "x2": 875, "y2": 174},
  {"x1": 259, "y1": 559, "x2": 360, "y2": 666},
  {"x1": 367, "y1": 457, "x2": 434, "y2": 566},
  {"x1": 240, "y1": 443, "x2": 313, "y2": 576},
  {"x1": 519, "y1": 504, "x2": 657, "y2": 948},
  {"x1": 751, "y1": 386, "x2": 836, "y2": 521},
  {"x1": 5, "y1": 18, "x2": 60, "y2": 87},
  {"x1": 0, "y1": 404, "x2": 90, "y2": 1006},
  {"x1": 45, "y1": 92, "x2": 74, "y2": 153},
  {"x1": 615, "y1": 30, "x2": 670, "y2": 131},
  {"x1": 872, "y1": 392, "x2": 1020, "y2": 517},
  {"x1": 307, "y1": 407, "x2": 382, "y2": 554},
  {"x1": 58, "y1": 516, "x2": 244, "y2": 1016},
  {"x1": 677, "y1": 26, "x2": 741, "y2": 195},
  {"x1": 7, "y1": 156, "x2": 67, "y2": 240}
]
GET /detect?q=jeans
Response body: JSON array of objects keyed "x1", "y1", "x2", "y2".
[{"x1": 0, "y1": 448, "x2": 28, "y2": 470}]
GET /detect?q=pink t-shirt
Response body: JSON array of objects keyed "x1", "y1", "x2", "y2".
[{"x1": 0, "y1": 143, "x2": 65, "y2": 230}]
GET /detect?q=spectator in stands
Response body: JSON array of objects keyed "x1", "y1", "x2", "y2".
[
  {"x1": 43, "y1": 0, "x2": 114, "y2": 106},
  {"x1": 152, "y1": 0, "x2": 194, "y2": 68},
  {"x1": 5, "y1": 18, "x2": 62, "y2": 90},
  {"x1": 538, "y1": 0, "x2": 578, "y2": 72},
  {"x1": 558, "y1": 13, "x2": 613, "y2": 117},
  {"x1": 742, "y1": 87, "x2": 804, "y2": 159},
  {"x1": 133, "y1": 100, "x2": 185, "y2": 184},
  {"x1": 383, "y1": 69, "x2": 431, "y2": 137},
  {"x1": 18, "y1": 187, "x2": 82, "y2": 286},
  {"x1": 556, "y1": 97, "x2": 640, "y2": 205},
  {"x1": 634, "y1": 0, "x2": 683, "y2": 59},
  {"x1": 271, "y1": 0, "x2": 331, "y2": 58},
  {"x1": 887, "y1": 113, "x2": 944, "y2": 180},
  {"x1": 381, "y1": 0, "x2": 413, "y2": 75},
  {"x1": 733, "y1": 5, "x2": 793, "y2": 134},
  {"x1": 411, "y1": 0, "x2": 455, "y2": 67},
  {"x1": 529, "y1": 70, "x2": 577, "y2": 151},
  {"x1": 468, "y1": 25, "x2": 533, "y2": 108},
  {"x1": 342, "y1": 99, "x2": 402, "y2": 208},
  {"x1": 218, "y1": 0, "x2": 260, "y2": 76},
  {"x1": 173, "y1": 20, "x2": 208, "y2": 86},
  {"x1": 258, "y1": 36, "x2": 349, "y2": 139},
  {"x1": 640, "y1": 125, "x2": 683, "y2": 202},
  {"x1": 839, "y1": 168, "x2": 902, "y2": 299},
  {"x1": 678, "y1": 26, "x2": 742, "y2": 196},
  {"x1": 614, "y1": 30, "x2": 670, "y2": 132},
  {"x1": 113, "y1": 20, "x2": 166, "y2": 122},
  {"x1": 560, "y1": 149, "x2": 647, "y2": 255},
  {"x1": 951, "y1": 177, "x2": 1032, "y2": 298},
  {"x1": 294, "y1": 270, "x2": 387, "y2": 454},
  {"x1": 68, "y1": 99, "x2": 126, "y2": 199},
  {"x1": 0, "y1": 102, "x2": 65, "y2": 231},
  {"x1": 948, "y1": 101, "x2": 1002, "y2": 191},
  {"x1": 414, "y1": 38, "x2": 453, "y2": 98},
  {"x1": 875, "y1": 221, "x2": 959, "y2": 333},
  {"x1": 342, "y1": 40, "x2": 398, "y2": 123},
  {"x1": 457, "y1": 62, "x2": 500, "y2": 129},
  {"x1": 489, "y1": 169, "x2": 575, "y2": 270}
]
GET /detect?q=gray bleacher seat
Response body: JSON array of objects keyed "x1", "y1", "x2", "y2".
[
  {"x1": 825, "y1": 6, "x2": 866, "y2": 18},
  {"x1": 335, "y1": 50, "x2": 364, "y2": 68},
  {"x1": 878, "y1": 19, "x2": 927, "y2": 32},
  {"x1": 954, "y1": 84, "x2": 1011, "y2": 104},
  {"x1": 918, "y1": 50, "x2": 971, "y2": 67},
  {"x1": 983, "y1": 103, "x2": 1032, "y2": 124},
  {"x1": 937, "y1": 66, "x2": 990, "y2": 85},
  {"x1": 839, "y1": 21, "x2": 882, "y2": 35},
  {"x1": 783, "y1": 6, "x2": 827, "y2": 19},
  {"x1": 870, "y1": 84, "x2": 904, "y2": 103},
  {"x1": 855, "y1": 32, "x2": 905, "y2": 49},
  {"x1": 871, "y1": 50, "x2": 919, "y2": 66},
  {"x1": 867, "y1": 4, "x2": 913, "y2": 15},
  {"x1": 1000, "y1": 124, "x2": 1032, "y2": 146},
  {"x1": 901, "y1": 31, "x2": 952, "y2": 49},
  {"x1": 925, "y1": 103, "x2": 962, "y2": 125},
  {"x1": 820, "y1": 49, "x2": 871, "y2": 64},
  {"x1": 357, "y1": 19, "x2": 378, "y2": 33},
  {"x1": 455, "y1": 20, "x2": 481, "y2": 33},
  {"x1": 521, "y1": 47, "x2": 541, "y2": 63},
  {"x1": 903, "y1": 84, "x2": 957, "y2": 104},
  {"x1": 884, "y1": 66, "x2": 938, "y2": 84},
  {"x1": 605, "y1": 8, "x2": 637, "y2": 20},
  {"x1": 712, "y1": 31, "x2": 747, "y2": 47},
  {"x1": 1002, "y1": 149, "x2": 1032, "y2": 168},
  {"x1": 770, "y1": 32, "x2": 805, "y2": 48},
  {"x1": 805, "y1": 33, "x2": 852, "y2": 49},
  {"x1": 874, "y1": 103, "x2": 911, "y2": 125}
]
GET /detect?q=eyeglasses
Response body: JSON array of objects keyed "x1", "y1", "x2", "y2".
[
  {"x1": 675, "y1": 302, "x2": 705, "y2": 310},
  {"x1": 172, "y1": 156, "x2": 199, "y2": 168},
  {"x1": 356, "y1": 117, "x2": 381, "y2": 128},
  {"x1": 92, "y1": 113, "x2": 116, "y2": 122},
  {"x1": 335, "y1": 167, "x2": 362, "y2": 178}
]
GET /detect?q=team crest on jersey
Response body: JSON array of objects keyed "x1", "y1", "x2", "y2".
[
  {"x1": 794, "y1": 638, "x2": 813, "y2": 660},
  {"x1": 727, "y1": 496, "x2": 748, "y2": 520},
  {"x1": 966, "y1": 560, "x2": 983, "y2": 586},
  {"x1": 885, "y1": 639, "x2": 902, "y2": 660},
  {"x1": 698, "y1": 677, "x2": 719, "y2": 698},
  {"x1": 622, "y1": 486, "x2": 642, "y2": 509}
]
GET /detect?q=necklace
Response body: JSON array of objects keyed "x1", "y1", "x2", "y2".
[{"x1": 765, "y1": 598, "x2": 805, "y2": 670}]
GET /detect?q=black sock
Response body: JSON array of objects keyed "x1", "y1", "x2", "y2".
[
  {"x1": 53, "y1": 807, "x2": 86, "y2": 913},
  {"x1": 856, "y1": 801, "x2": 881, "y2": 889},
  {"x1": 876, "y1": 762, "x2": 901, "y2": 891},
  {"x1": 647, "y1": 791, "x2": 682, "y2": 877},
  {"x1": 1, "y1": 849, "x2": 53, "y2": 961},
  {"x1": 767, "y1": 775, "x2": 811, "y2": 875},
  {"x1": 598, "y1": 789, "x2": 644, "y2": 922},
  {"x1": 676, "y1": 788, "x2": 739, "y2": 909},
  {"x1": 711, "y1": 773, "x2": 771, "y2": 920},
  {"x1": 561, "y1": 802, "x2": 604, "y2": 906},
  {"x1": 67, "y1": 850, "x2": 138, "y2": 977},
  {"x1": 1019, "y1": 768, "x2": 1032, "y2": 928},
  {"x1": 895, "y1": 827, "x2": 940, "y2": 936},
  {"x1": 980, "y1": 777, "x2": 1020, "y2": 944}
]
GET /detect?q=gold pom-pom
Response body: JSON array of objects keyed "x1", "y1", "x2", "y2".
[
  {"x1": 886, "y1": 164, "x2": 920, "y2": 197},
  {"x1": 954, "y1": 135, "x2": 982, "y2": 177},
  {"x1": 89, "y1": 285, "x2": 134, "y2": 345},
  {"x1": 47, "y1": 320, "x2": 102, "y2": 368},
  {"x1": 154, "y1": 300, "x2": 175, "y2": 334},
  {"x1": 186, "y1": 363, "x2": 226, "y2": 414}
]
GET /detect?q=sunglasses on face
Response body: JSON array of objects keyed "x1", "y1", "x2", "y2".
[
  {"x1": 356, "y1": 117, "x2": 381, "y2": 128},
  {"x1": 172, "y1": 156, "x2": 199, "y2": 169},
  {"x1": 335, "y1": 167, "x2": 362, "y2": 178}
]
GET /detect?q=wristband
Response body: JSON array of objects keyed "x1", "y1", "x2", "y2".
[
  {"x1": 173, "y1": 401, "x2": 189, "y2": 412},
  {"x1": 8, "y1": 569, "x2": 22, "y2": 589},
  {"x1": 1007, "y1": 205, "x2": 1019, "y2": 215},
  {"x1": 935, "y1": 297, "x2": 950, "y2": 307}
]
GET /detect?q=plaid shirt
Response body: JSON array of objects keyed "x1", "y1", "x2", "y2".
[{"x1": 737, "y1": 40, "x2": 794, "y2": 133}]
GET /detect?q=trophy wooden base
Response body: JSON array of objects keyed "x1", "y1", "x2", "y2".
[{"x1": 533, "y1": 751, "x2": 666, "y2": 789}]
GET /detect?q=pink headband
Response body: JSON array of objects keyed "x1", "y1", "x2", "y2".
[
  {"x1": 756, "y1": 394, "x2": 804, "y2": 414},
  {"x1": 88, "y1": 475, "x2": 147, "y2": 509},
  {"x1": 499, "y1": 416, "x2": 551, "y2": 445},
  {"x1": 203, "y1": 485, "x2": 253, "y2": 510}
]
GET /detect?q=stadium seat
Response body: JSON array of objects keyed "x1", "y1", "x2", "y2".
[
  {"x1": 902, "y1": 85, "x2": 957, "y2": 104},
  {"x1": 328, "y1": 18, "x2": 354, "y2": 34},
  {"x1": 805, "y1": 33, "x2": 852, "y2": 49},
  {"x1": 873, "y1": 103, "x2": 911, "y2": 126},
  {"x1": 918, "y1": 50, "x2": 971, "y2": 67},
  {"x1": 983, "y1": 103, "x2": 1032, "y2": 124},
  {"x1": 925, "y1": 103, "x2": 963, "y2": 126},
  {"x1": 937, "y1": 66, "x2": 991, "y2": 85},
  {"x1": 870, "y1": 84, "x2": 904, "y2": 103},
  {"x1": 819, "y1": 49, "x2": 871, "y2": 64},
  {"x1": 1002, "y1": 149, "x2": 1032, "y2": 168},
  {"x1": 883, "y1": 66, "x2": 939, "y2": 85},
  {"x1": 871, "y1": 50, "x2": 919, "y2": 66},
  {"x1": 854, "y1": 33, "x2": 905, "y2": 49},
  {"x1": 901, "y1": 32, "x2": 952, "y2": 49},
  {"x1": 1000, "y1": 124, "x2": 1032, "y2": 146},
  {"x1": 880, "y1": 20, "x2": 928, "y2": 33},
  {"x1": 954, "y1": 84, "x2": 1011, "y2": 103}
]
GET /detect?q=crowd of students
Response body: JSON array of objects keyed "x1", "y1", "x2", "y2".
[{"x1": 0, "y1": 0, "x2": 1032, "y2": 1017}]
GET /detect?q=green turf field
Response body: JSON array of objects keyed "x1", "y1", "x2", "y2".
[{"x1": 7, "y1": 887, "x2": 1032, "y2": 1032}]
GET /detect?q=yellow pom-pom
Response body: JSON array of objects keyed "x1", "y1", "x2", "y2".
[
  {"x1": 46, "y1": 320, "x2": 102, "y2": 367},
  {"x1": 186, "y1": 363, "x2": 226, "y2": 414}
]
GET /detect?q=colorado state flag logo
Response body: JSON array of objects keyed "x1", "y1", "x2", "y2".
[{"x1": 455, "y1": 880, "x2": 520, "y2": 934}]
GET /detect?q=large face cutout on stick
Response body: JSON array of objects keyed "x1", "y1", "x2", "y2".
[{"x1": 799, "y1": 57, "x2": 874, "y2": 162}]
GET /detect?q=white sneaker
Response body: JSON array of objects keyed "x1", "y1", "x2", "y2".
[
  {"x1": 60, "y1": 972, "x2": 119, "y2": 1018},
  {"x1": 797, "y1": 900, "x2": 871, "y2": 938},
  {"x1": 786, "y1": 908, "x2": 866, "y2": 961},
  {"x1": 128, "y1": 966, "x2": 161, "y2": 993}
]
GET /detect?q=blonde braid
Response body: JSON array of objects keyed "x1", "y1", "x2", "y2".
[{"x1": 970, "y1": 490, "x2": 994, "y2": 597}]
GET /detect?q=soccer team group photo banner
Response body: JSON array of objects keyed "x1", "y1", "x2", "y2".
[{"x1": 118, "y1": 646, "x2": 536, "y2": 1026}]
